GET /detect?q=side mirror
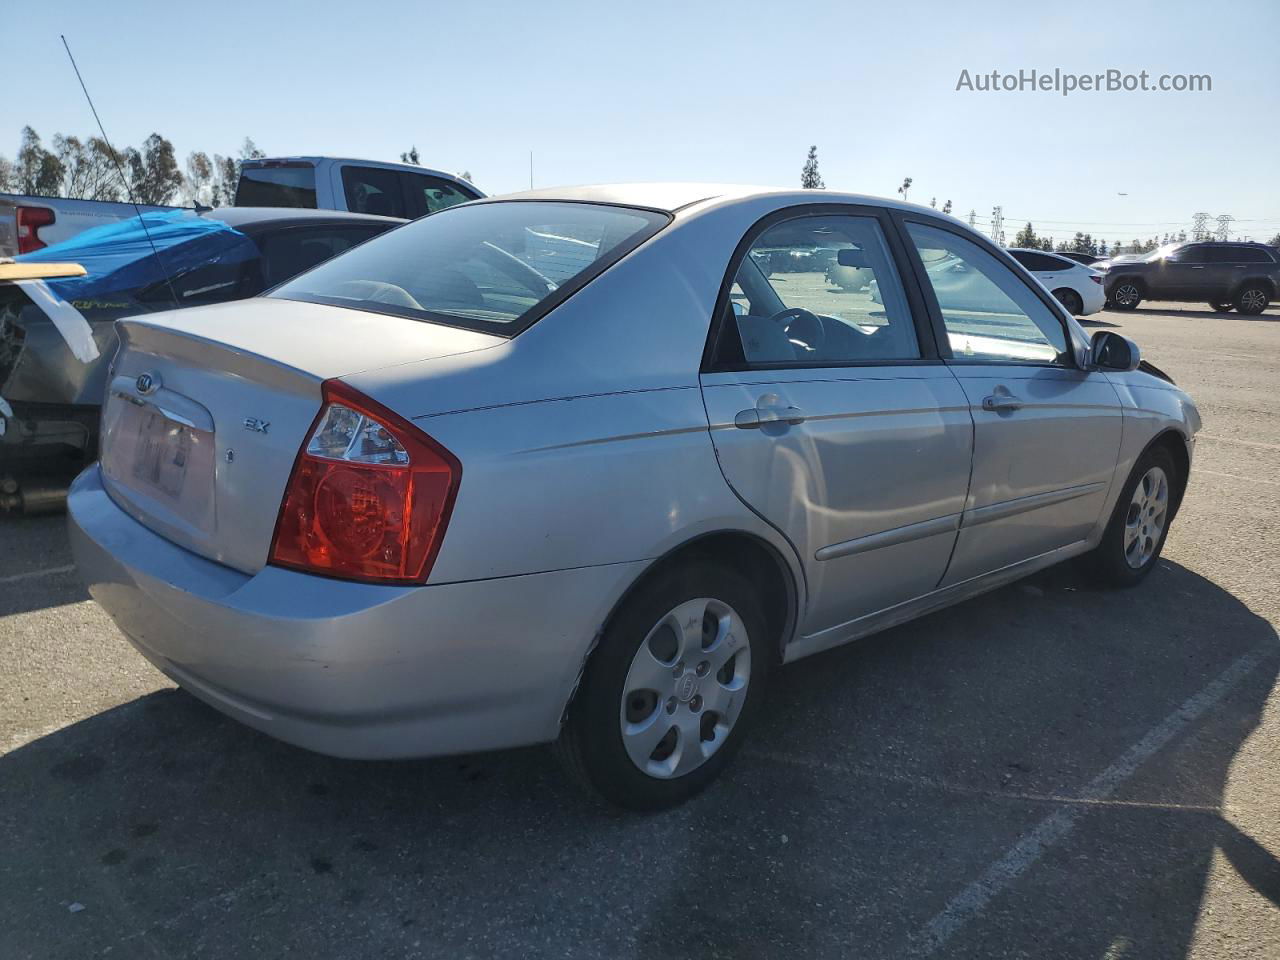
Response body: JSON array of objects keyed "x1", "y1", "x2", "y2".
[
  {"x1": 1089, "y1": 330, "x2": 1141, "y2": 371},
  {"x1": 837, "y1": 248, "x2": 868, "y2": 268}
]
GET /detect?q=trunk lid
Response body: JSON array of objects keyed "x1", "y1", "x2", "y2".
[{"x1": 101, "y1": 297, "x2": 500, "y2": 573}]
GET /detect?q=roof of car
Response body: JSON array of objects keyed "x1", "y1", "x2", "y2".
[
  {"x1": 201, "y1": 207, "x2": 405, "y2": 228},
  {"x1": 487, "y1": 183, "x2": 947, "y2": 217}
]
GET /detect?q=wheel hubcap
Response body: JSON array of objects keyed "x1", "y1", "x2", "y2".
[
  {"x1": 1117, "y1": 284, "x2": 1139, "y2": 305},
  {"x1": 1123, "y1": 466, "x2": 1169, "y2": 570},
  {"x1": 620, "y1": 597, "x2": 751, "y2": 779},
  {"x1": 1242, "y1": 290, "x2": 1265, "y2": 310}
]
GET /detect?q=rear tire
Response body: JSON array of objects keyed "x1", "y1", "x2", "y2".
[
  {"x1": 557, "y1": 562, "x2": 772, "y2": 810},
  {"x1": 1234, "y1": 285, "x2": 1270, "y2": 316},
  {"x1": 1209, "y1": 301, "x2": 1234, "y2": 313},
  {"x1": 1111, "y1": 281, "x2": 1143, "y2": 310},
  {"x1": 1054, "y1": 288, "x2": 1084, "y2": 316},
  {"x1": 1083, "y1": 445, "x2": 1178, "y2": 588}
]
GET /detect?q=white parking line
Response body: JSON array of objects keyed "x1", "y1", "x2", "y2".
[
  {"x1": 0, "y1": 564, "x2": 75, "y2": 585},
  {"x1": 1198, "y1": 434, "x2": 1280, "y2": 452},
  {"x1": 1195, "y1": 469, "x2": 1280, "y2": 487},
  {"x1": 912, "y1": 640, "x2": 1274, "y2": 955}
]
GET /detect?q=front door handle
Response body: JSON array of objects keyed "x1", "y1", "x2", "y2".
[
  {"x1": 734, "y1": 406, "x2": 807, "y2": 429},
  {"x1": 982, "y1": 393, "x2": 1023, "y2": 412}
]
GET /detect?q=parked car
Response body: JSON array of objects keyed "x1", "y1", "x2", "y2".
[
  {"x1": 1098, "y1": 241, "x2": 1279, "y2": 314},
  {"x1": 0, "y1": 206, "x2": 401, "y2": 505},
  {"x1": 235, "y1": 157, "x2": 483, "y2": 219},
  {"x1": 0, "y1": 193, "x2": 182, "y2": 257},
  {"x1": 1056, "y1": 251, "x2": 1102, "y2": 266},
  {"x1": 66, "y1": 185, "x2": 1199, "y2": 809},
  {"x1": 1007, "y1": 247, "x2": 1106, "y2": 316}
]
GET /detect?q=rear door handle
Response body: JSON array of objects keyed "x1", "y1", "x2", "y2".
[
  {"x1": 734, "y1": 406, "x2": 807, "y2": 429},
  {"x1": 982, "y1": 394, "x2": 1023, "y2": 412}
]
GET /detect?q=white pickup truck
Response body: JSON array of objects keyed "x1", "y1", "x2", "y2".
[
  {"x1": 0, "y1": 194, "x2": 180, "y2": 257},
  {"x1": 0, "y1": 157, "x2": 482, "y2": 257},
  {"x1": 235, "y1": 157, "x2": 482, "y2": 218}
]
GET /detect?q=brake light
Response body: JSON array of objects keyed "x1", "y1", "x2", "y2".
[
  {"x1": 269, "y1": 379, "x2": 461, "y2": 584},
  {"x1": 1089, "y1": 275, "x2": 1103, "y2": 285},
  {"x1": 16, "y1": 206, "x2": 55, "y2": 254}
]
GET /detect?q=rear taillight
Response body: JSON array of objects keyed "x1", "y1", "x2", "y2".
[
  {"x1": 1089, "y1": 275, "x2": 1103, "y2": 285},
  {"x1": 16, "y1": 206, "x2": 55, "y2": 254},
  {"x1": 269, "y1": 379, "x2": 461, "y2": 584}
]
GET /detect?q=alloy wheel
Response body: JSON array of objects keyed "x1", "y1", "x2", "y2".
[
  {"x1": 1240, "y1": 288, "x2": 1267, "y2": 312},
  {"x1": 1123, "y1": 466, "x2": 1168, "y2": 569},
  {"x1": 620, "y1": 597, "x2": 751, "y2": 779},
  {"x1": 1114, "y1": 283, "x2": 1141, "y2": 307}
]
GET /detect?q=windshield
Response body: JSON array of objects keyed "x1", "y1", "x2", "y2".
[
  {"x1": 270, "y1": 201, "x2": 669, "y2": 335},
  {"x1": 1143, "y1": 243, "x2": 1184, "y2": 262}
]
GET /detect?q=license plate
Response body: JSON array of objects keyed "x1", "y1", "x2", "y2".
[{"x1": 131, "y1": 409, "x2": 194, "y2": 500}]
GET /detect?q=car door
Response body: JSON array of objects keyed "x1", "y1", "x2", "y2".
[
  {"x1": 250, "y1": 223, "x2": 392, "y2": 291},
  {"x1": 1156, "y1": 244, "x2": 1212, "y2": 298},
  {"x1": 1204, "y1": 245, "x2": 1248, "y2": 299},
  {"x1": 899, "y1": 218, "x2": 1123, "y2": 586},
  {"x1": 338, "y1": 165, "x2": 410, "y2": 218},
  {"x1": 699, "y1": 206, "x2": 973, "y2": 639}
]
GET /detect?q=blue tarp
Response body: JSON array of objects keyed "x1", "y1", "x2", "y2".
[{"x1": 15, "y1": 210, "x2": 258, "y2": 302}]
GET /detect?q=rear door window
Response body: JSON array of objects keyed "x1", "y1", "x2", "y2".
[
  {"x1": 341, "y1": 166, "x2": 409, "y2": 218},
  {"x1": 235, "y1": 164, "x2": 318, "y2": 208}
]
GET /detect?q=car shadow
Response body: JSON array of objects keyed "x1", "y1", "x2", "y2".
[
  {"x1": 1, "y1": 560, "x2": 1275, "y2": 958},
  {"x1": 1126, "y1": 305, "x2": 1280, "y2": 321}
]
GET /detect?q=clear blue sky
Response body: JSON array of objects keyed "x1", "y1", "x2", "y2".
[{"x1": 9, "y1": 0, "x2": 1280, "y2": 243}]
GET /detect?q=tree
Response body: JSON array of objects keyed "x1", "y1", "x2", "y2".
[
  {"x1": 1040, "y1": 237, "x2": 1054, "y2": 251},
  {"x1": 800, "y1": 146, "x2": 824, "y2": 189},
  {"x1": 457, "y1": 170, "x2": 473, "y2": 182},
  {"x1": 54, "y1": 134, "x2": 123, "y2": 201},
  {"x1": 240, "y1": 137, "x2": 265, "y2": 162},
  {"x1": 211, "y1": 154, "x2": 238, "y2": 207},
  {"x1": 183, "y1": 151, "x2": 214, "y2": 207},
  {"x1": 1268, "y1": 232, "x2": 1280, "y2": 247},
  {"x1": 401, "y1": 146, "x2": 421, "y2": 165},
  {"x1": 124, "y1": 133, "x2": 183, "y2": 205},
  {"x1": 16, "y1": 126, "x2": 63, "y2": 196},
  {"x1": 942, "y1": 199, "x2": 952, "y2": 215},
  {"x1": 1099, "y1": 240, "x2": 1109, "y2": 256},
  {"x1": 1013, "y1": 221, "x2": 1039, "y2": 248},
  {"x1": 0, "y1": 154, "x2": 14, "y2": 192},
  {"x1": 929, "y1": 197, "x2": 936, "y2": 208},
  {"x1": 897, "y1": 177, "x2": 912, "y2": 202}
]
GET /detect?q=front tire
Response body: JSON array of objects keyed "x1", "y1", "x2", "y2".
[
  {"x1": 1054, "y1": 288, "x2": 1084, "y2": 316},
  {"x1": 1234, "y1": 285, "x2": 1270, "y2": 316},
  {"x1": 1111, "y1": 281, "x2": 1143, "y2": 310},
  {"x1": 1084, "y1": 446, "x2": 1178, "y2": 587},
  {"x1": 557, "y1": 563, "x2": 772, "y2": 810}
]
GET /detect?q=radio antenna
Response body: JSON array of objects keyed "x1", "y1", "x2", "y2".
[{"x1": 60, "y1": 34, "x2": 179, "y2": 308}]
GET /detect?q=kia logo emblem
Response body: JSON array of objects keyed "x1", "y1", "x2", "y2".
[{"x1": 135, "y1": 372, "x2": 161, "y2": 396}]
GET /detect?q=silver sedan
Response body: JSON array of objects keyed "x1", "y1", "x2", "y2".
[{"x1": 67, "y1": 184, "x2": 1200, "y2": 809}]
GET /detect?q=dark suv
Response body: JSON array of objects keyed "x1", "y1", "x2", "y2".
[{"x1": 1100, "y1": 241, "x2": 1278, "y2": 315}]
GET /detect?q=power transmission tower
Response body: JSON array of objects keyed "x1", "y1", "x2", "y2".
[
  {"x1": 1191, "y1": 212, "x2": 1210, "y2": 241},
  {"x1": 967, "y1": 209, "x2": 977, "y2": 229},
  {"x1": 990, "y1": 206, "x2": 1004, "y2": 244},
  {"x1": 1215, "y1": 214, "x2": 1234, "y2": 242}
]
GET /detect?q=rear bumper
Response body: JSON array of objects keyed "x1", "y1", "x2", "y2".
[
  {"x1": 67, "y1": 463, "x2": 643, "y2": 759},
  {"x1": 1080, "y1": 280, "x2": 1106, "y2": 315}
]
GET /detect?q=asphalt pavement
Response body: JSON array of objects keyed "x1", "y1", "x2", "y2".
[{"x1": 1, "y1": 302, "x2": 1277, "y2": 959}]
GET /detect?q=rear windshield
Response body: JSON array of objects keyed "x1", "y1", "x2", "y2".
[
  {"x1": 269, "y1": 201, "x2": 669, "y2": 335},
  {"x1": 235, "y1": 164, "x2": 318, "y2": 208}
]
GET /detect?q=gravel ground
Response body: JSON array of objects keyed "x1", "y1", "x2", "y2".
[{"x1": 1, "y1": 301, "x2": 1276, "y2": 959}]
